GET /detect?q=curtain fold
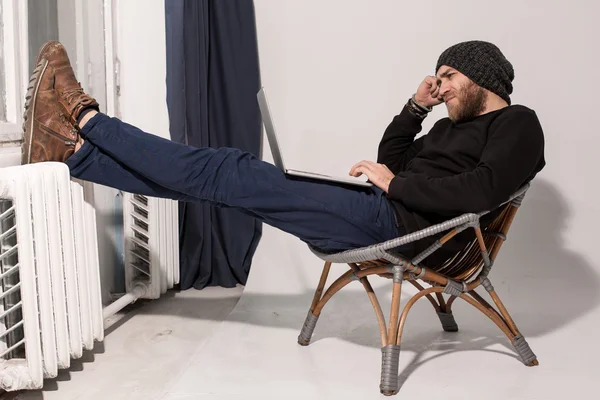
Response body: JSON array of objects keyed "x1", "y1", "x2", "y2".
[{"x1": 165, "y1": 0, "x2": 262, "y2": 289}]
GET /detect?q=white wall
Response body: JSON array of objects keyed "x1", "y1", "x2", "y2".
[
  {"x1": 107, "y1": 0, "x2": 600, "y2": 335},
  {"x1": 254, "y1": 0, "x2": 600, "y2": 332},
  {"x1": 115, "y1": 0, "x2": 170, "y2": 139},
  {"x1": 0, "y1": 147, "x2": 20, "y2": 168}
]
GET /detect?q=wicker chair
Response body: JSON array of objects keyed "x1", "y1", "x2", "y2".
[{"x1": 297, "y1": 184, "x2": 538, "y2": 396}]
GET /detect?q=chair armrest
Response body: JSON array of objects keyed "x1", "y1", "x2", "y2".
[
  {"x1": 310, "y1": 212, "x2": 480, "y2": 264},
  {"x1": 376, "y1": 213, "x2": 480, "y2": 252},
  {"x1": 477, "y1": 183, "x2": 530, "y2": 217}
]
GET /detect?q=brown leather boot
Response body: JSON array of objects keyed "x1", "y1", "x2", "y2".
[
  {"x1": 35, "y1": 40, "x2": 99, "y2": 125},
  {"x1": 22, "y1": 59, "x2": 80, "y2": 164}
]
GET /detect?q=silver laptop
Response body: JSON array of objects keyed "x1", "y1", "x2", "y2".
[{"x1": 257, "y1": 88, "x2": 372, "y2": 188}]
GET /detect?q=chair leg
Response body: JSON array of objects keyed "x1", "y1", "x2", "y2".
[
  {"x1": 380, "y1": 277, "x2": 403, "y2": 396},
  {"x1": 350, "y1": 264, "x2": 388, "y2": 347},
  {"x1": 512, "y1": 334, "x2": 538, "y2": 366},
  {"x1": 471, "y1": 280, "x2": 539, "y2": 366},
  {"x1": 380, "y1": 284, "x2": 447, "y2": 395},
  {"x1": 380, "y1": 344, "x2": 401, "y2": 396},
  {"x1": 298, "y1": 310, "x2": 319, "y2": 346},
  {"x1": 437, "y1": 295, "x2": 459, "y2": 332},
  {"x1": 408, "y1": 280, "x2": 458, "y2": 333},
  {"x1": 488, "y1": 288, "x2": 538, "y2": 366},
  {"x1": 297, "y1": 261, "x2": 331, "y2": 346},
  {"x1": 437, "y1": 310, "x2": 459, "y2": 332}
]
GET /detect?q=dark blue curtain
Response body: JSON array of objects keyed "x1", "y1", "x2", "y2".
[{"x1": 165, "y1": 0, "x2": 262, "y2": 289}]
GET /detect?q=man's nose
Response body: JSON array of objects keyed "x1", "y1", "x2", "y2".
[{"x1": 439, "y1": 82, "x2": 451, "y2": 96}]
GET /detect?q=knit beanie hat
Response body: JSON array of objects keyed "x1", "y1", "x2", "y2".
[{"x1": 436, "y1": 41, "x2": 514, "y2": 104}]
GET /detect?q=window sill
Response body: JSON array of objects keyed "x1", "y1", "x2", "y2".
[{"x1": 0, "y1": 130, "x2": 23, "y2": 148}]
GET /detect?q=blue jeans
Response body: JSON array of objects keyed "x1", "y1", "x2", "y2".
[{"x1": 66, "y1": 113, "x2": 401, "y2": 252}]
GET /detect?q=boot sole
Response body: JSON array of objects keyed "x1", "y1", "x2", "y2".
[{"x1": 22, "y1": 59, "x2": 50, "y2": 165}]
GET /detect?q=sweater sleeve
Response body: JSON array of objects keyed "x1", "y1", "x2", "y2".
[
  {"x1": 377, "y1": 105, "x2": 426, "y2": 174},
  {"x1": 387, "y1": 108, "x2": 545, "y2": 216}
]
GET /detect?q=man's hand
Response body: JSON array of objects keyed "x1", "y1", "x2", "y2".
[
  {"x1": 414, "y1": 76, "x2": 444, "y2": 108},
  {"x1": 349, "y1": 161, "x2": 395, "y2": 192}
]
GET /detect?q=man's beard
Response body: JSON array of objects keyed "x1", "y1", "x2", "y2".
[{"x1": 446, "y1": 82, "x2": 487, "y2": 123}]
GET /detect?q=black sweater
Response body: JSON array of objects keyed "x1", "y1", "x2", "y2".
[{"x1": 377, "y1": 104, "x2": 545, "y2": 266}]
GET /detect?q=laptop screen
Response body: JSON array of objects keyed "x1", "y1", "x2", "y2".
[{"x1": 257, "y1": 88, "x2": 287, "y2": 172}]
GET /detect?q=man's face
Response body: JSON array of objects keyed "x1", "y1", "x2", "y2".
[{"x1": 436, "y1": 66, "x2": 488, "y2": 123}]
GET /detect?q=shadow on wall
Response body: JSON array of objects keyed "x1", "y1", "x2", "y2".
[{"x1": 489, "y1": 178, "x2": 600, "y2": 337}]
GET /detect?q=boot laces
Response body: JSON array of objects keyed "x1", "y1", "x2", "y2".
[{"x1": 62, "y1": 87, "x2": 94, "y2": 107}]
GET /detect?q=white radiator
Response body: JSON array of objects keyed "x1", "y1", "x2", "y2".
[
  {"x1": 0, "y1": 163, "x2": 180, "y2": 391},
  {"x1": 0, "y1": 162, "x2": 103, "y2": 390},
  {"x1": 122, "y1": 193, "x2": 179, "y2": 299}
]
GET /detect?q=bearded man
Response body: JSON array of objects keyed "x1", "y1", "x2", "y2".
[{"x1": 22, "y1": 40, "x2": 545, "y2": 265}]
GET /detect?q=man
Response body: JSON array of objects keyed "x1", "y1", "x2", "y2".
[{"x1": 22, "y1": 40, "x2": 545, "y2": 266}]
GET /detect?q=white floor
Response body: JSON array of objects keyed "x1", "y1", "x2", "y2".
[
  {"x1": 4, "y1": 286, "x2": 244, "y2": 400},
  {"x1": 5, "y1": 224, "x2": 600, "y2": 399}
]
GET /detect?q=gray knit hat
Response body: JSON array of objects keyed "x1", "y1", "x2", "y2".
[{"x1": 436, "y1": 41, "x2": 514, "y2": 104}]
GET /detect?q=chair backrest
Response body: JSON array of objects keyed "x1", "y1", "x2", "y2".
[{"x1": 432, "y1": 197, "x2": 522, "y2": 281}]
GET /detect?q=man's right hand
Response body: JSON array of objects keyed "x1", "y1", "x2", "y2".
[{"x1": 414, "y1": 76, "x2": 444, "y2": 108}]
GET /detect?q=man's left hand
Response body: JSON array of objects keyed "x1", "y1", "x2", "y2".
[{"x1": 349, "y1": 161, "x2": 395, "y2": 192}]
